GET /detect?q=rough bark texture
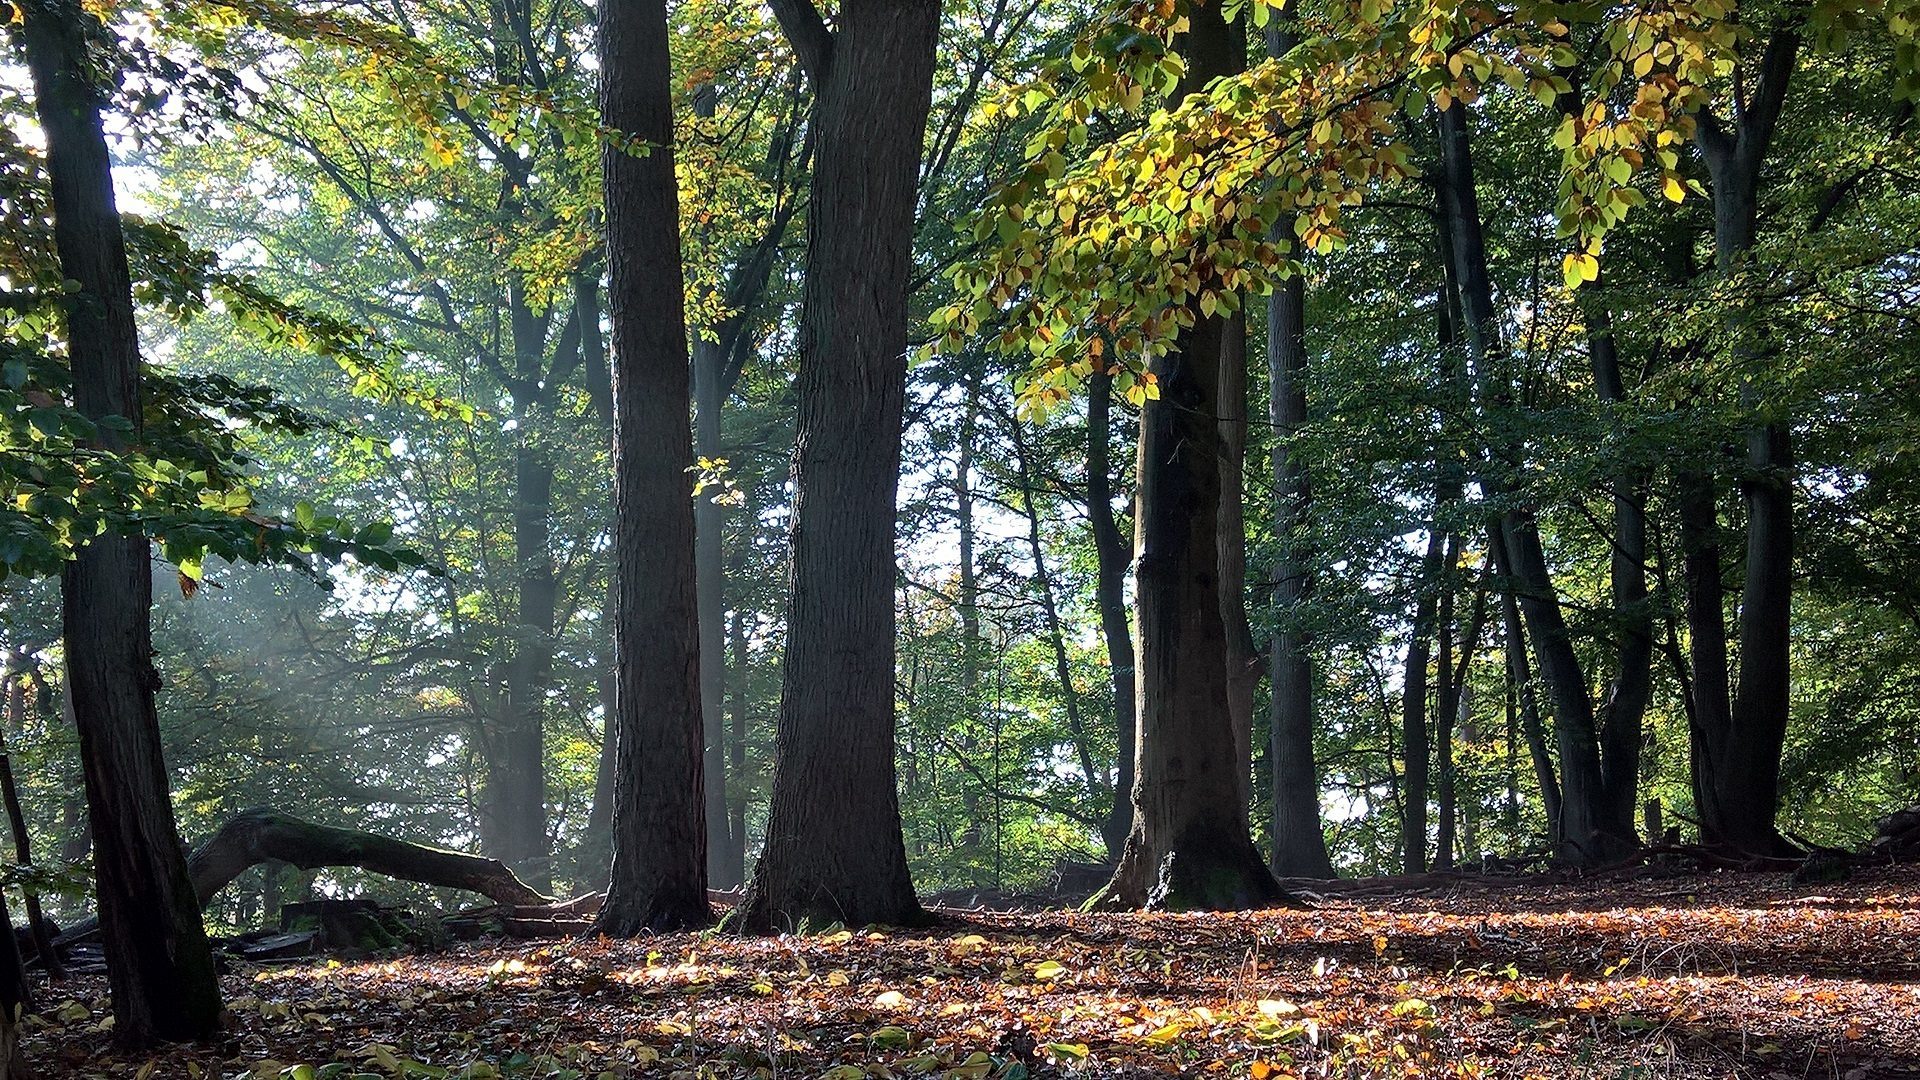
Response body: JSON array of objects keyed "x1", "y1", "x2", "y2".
[
  {"x1": 1690, "y1": 30, "x2": 1801, "y2": 858},
  {"x1": 1087, "y1": 372, "x2": 1138, "y2": 859},
  {"x1": 596, "y1": 0, "x2": 711, "y2": 934},
  {"x1": 734, "y1": 0, "x2": 938, "y2": 931},
  {"x1": 23, "y1": 0, "x2": 224, "y2": 1045},
  {"x1": 1101, "y1": 0, "x2": 1285, "y2": 914},
  {"x1": 1266, "y1": 271, "x2": 1337, "y2": 879}
]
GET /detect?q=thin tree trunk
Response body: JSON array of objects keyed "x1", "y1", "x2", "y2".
[
  {"x1": 1087, "y1": 373, "x2": 1136, "y2": 859},
  {"x1": 1266, "y1": 263, "x2": 1336, "y2": 879},
  {"x1": 1218, "y1": 312, "x2": 1259, "y2": 812},
  {"x1": 735, "y1": 0, "x2": 939, "y2": 931},
  {"x1": 956, "y1": 376, "x2": 984, "y2": 858},
  {"x1": 1010, "y1": 410, "x2": 1101, "y2": 792},
  {"x1": 22, "y1": 0, "x2": 223, "y2": 1044},
  {"x1": 1491, "y1": 529, "x2": 1562, "y2": 848},
  {"x1": 1433, "y1": 539, "x2": 1458, "y2": 871},
  {"x1": 1587, "y1": 303, "x2": 1652, "y2": 838},
  {"x1": 595, "y1": 0, "x2": 710, "y2": 934},
  {"x1": 1400, "y1": 531, "x2": 1442, "y2": 875},
  {"x1": 0, "y1": 677, "x2": 59, "y2": 979},
  {"x1": 694, "y1": 333, "x2": 734, "y2": 888}
]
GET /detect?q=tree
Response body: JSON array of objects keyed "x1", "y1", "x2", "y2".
[
  {"x1": 595, "y1": 0, "x2": 711, "y2": 935},
  {"x1": 1104, "y1": 0, "x2": 1288, "y2": 912},
  {"x1": 19, "y1": 0, "x2": 224, "y2": 1044},
  {"x1": 1685, "y1": 25, "x2": 1801, "y2": 858},
  {"x1": 733, "y1": 0, "x2": 941, "y2": 931}
]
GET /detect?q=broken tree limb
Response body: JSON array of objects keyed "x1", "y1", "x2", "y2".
[
  {"x1": 55, "y1": 808, "x2": 551, "y2": 947},
  {"x1": 185, "y1": 808, "x2": 552, "y2": 908}
]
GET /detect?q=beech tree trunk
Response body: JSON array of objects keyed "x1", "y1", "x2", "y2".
[
  {"x1": 1102, "y1": 0, "x2": 1284, "y2": 913},
  {"x1": 1087, "y1": 372, "x2": 1137, "y2": 859},
  {"x1": 1436, "y1": 101, "x2": 1631, "y2": 863},
  {"x1": 734, "y1": 0, "x2": 939, "y2": 931},
  {"x1": 1010, "y1": 415, "x2": 1102, "y2": 794},
  {"x1": 596, "y1": 0, "x2": 711, "y2": 934},
  {"x1": 1399, "y1": 531, "x2": 1442, "y2": 876},
  {"x1": 22, "y1": 0, "x2": 223, "y2": 1045},
  {"x1": 1217, "y1": 313, "x2": 1260, "y2": 813},
  {"x1": 1691, "y1": 30, "x2": 1801, "y2": 858},
  {"x1": 1266, "y1": 269, "x2": 1336, "y2": 879},
  {"x1": 694, "y1": 333, "x2": 734, "y2": 889}
]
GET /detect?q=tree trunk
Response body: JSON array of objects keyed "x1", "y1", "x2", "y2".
[
  {"x1": 956, "y1": 377, "x2": 984, "y2": 859},
  {"x1": 694, "y1": 334, "x2": 735, "y2": 888},
  {"x1": 1587, "y1": 303, "x2": 1652, "y2": 837},
  {"x1": 1399, "y1": 532, "x2": 1441, "y2": 875},
  {"x1": 1087, "y1": 372, "x2": 1137, "y2": 859},
  {"x1": 1217, "y1": 313, "x2": 1259, "y2": 813},
  {"x1": 1266, "y1": 268, "x2": 1336, "y2": 879},
  {"x1": 734, "y1": 0, "x2": 939, "y2": 931},
  {"x1": 596, "y1": 0, "x2": 711, "y2": 934},
  {"x1": 1436, "y1": 101, "x2": 1629, "y2": 863},
  {"x1": 1692, "y1": 30, "x2": 1800, "y2": 857},
  {"x1": 1101, "y1": 0, "x2": 1284, "y2": 913},
  {"x1": 1010, "y1": 410, "x2": 1102, "y2": 794},
  {"x1": 22, "y1": 0, "x2": 223, "y2": 1045},
  {"x1": 1, "y1": 676, "x2": 60, "y2": 978},
  {"x1": 1434, "y1": 540, "x2": 1458, "y2": 871},
  {"x1": 0, "y1": 883, "x2": 28, "y2": 1079}
]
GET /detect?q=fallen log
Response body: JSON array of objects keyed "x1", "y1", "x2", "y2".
[
  {"x1": 184, "y1": 808, "x2": 551, "y2": 909},
  {"x1": 55, "y1": 808, "x2": 550, "y2": 947}
]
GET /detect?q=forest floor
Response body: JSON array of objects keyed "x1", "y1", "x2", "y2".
[{"x1": 29, "y1": 864, "x2": 1920, "y2": 1080}]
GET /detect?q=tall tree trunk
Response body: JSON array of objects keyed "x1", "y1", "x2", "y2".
[
  {"x1": 1400, "y1": 531, "x2": 1442, "y2": 875},
  {"x1": 735, "y1": 0, "x2": 939, "y2": 931},
  {"x1": 1436, "y1": 101, "x2": 1629, "y2": 863},
  {"x1": 690, "y1": 85, "x2": 737, "y2": 891},
  {"x1": 1102, "y1": 0, "x2": 1284, "y2": 912},
  {"x1": 1218, "y1": 313, "x2": 1259, "y2": 812},
  {"x1": 1433, "y1": 540, "x2": 1458, "y2": 871},
  {"x1": 1087, "y1": 372, "x2": 1137, "y2": 859},
  {"x1": 1266, "y1": 266, "x2": 1336, "y2": 879},
  {"x1": 595, "y1": 0, "x2": 710, "y2": 934},
  {"x1": 22, "y1": 0, "x2": 223, "y2": 1045},
  {"x1": 1490, "y1": 529, "x2": 1562, "y2": 848},
  {"x1": 1691, "y1": 30, "x2": 1800, "y2": 857},
  {"x1": 1587, "y1": 303, "x2": 1653, "y2": 837},
  {"x1": 493, "y1": 385, "x2": 556, "y2": 890},
  {"x1": 955, "y1": 377, "x2": 984, "y2": 859},
  {"x1": 728, "y1": 603, "x2": 751, "y2": 878},
  {"x1": 1010, "y1": 411, "x2": 1101, "y2": 793},
  {"x1": 694, "y1": 335, "x2": 735, "y2": 887}
]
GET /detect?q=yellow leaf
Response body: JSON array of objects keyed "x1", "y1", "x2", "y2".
[{"x1": 1663, "y1": 174, "x2": 1686, "y2": 203}]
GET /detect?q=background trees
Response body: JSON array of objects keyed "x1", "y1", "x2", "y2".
[{"x1": 1, "y1": 0, "x2": 1918, "y2": 1044}]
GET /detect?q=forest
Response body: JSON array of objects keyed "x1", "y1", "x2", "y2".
[{"x1": 2, "y1": 0, "x2": 1919, "y2": 1074}]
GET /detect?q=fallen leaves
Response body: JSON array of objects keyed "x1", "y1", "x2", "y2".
[{"x1": 25, "y1": 866, "x2": 1920, "y2": 1079}]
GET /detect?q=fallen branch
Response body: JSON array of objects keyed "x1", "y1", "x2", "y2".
[{"x1": 56, "y1": 808, "x2": 551, "y2": 947}]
